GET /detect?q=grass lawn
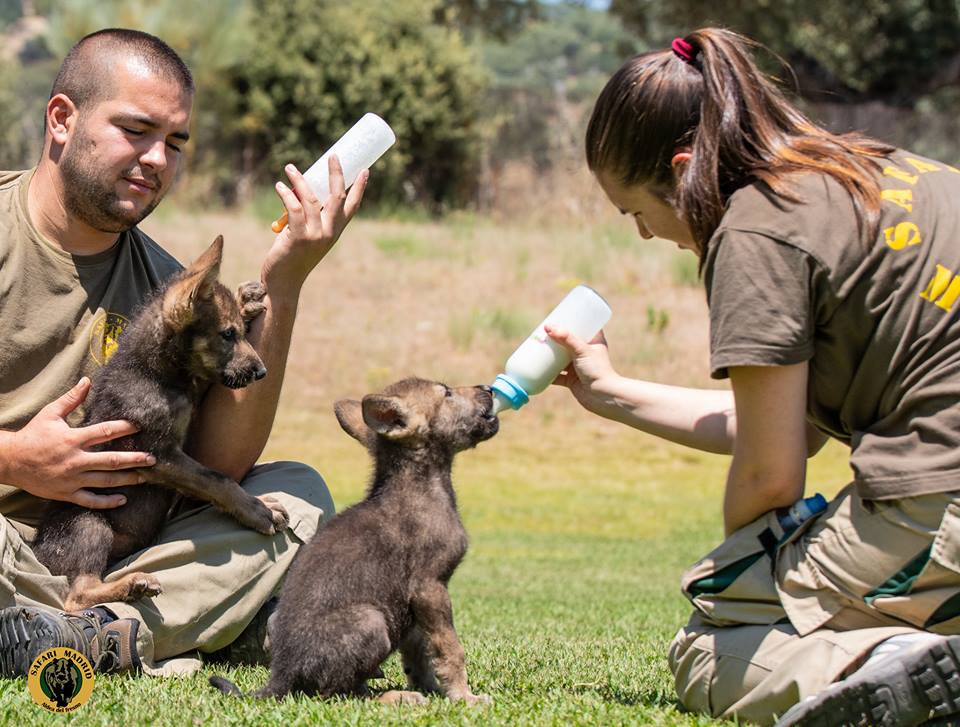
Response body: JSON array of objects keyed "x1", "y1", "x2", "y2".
[
  {"x1": 4, "y1": 206, "x2": 854, "y2": 724},
  {"x1": 5, "y1": 425, "x2": 852, "y2": 726}
]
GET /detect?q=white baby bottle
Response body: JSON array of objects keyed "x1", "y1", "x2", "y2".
[
  {"x1": 491, "y1": 285, "x2": 612, "y2": 414},
  {"x1": 272, "y1": 112, "x2": 396, "y2": 232}
]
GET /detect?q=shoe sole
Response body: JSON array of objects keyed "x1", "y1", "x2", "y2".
[
  {"x1": 774, "y1": 636, "x2": 960, "y2": 727},
  {"x1": 0, "y1": 607, "x2": 63, "y2": 677}
]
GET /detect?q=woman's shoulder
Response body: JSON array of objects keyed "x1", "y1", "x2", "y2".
[{"x1": 720, "y1": 171, "x2": 858, "y2": 245}]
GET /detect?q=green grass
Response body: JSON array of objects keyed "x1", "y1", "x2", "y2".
[
  {"x1": 448, "y1": 307, "x2": 538, "y2": 350},
  {"x1": 373, "y1": 233, "x2": 431, "y2": 259},
  {"x1": 5, "y1": 415, "x2": 853, "y2": 725}
]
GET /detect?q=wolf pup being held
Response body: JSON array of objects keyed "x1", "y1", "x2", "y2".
[
  {"x1": 211, "y1": 377, "x2": 497, "y2": 704},
  {"x1": 31, "y1": 236, "x2": 289, "y2": 612}
]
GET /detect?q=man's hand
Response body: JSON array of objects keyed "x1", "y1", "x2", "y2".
[
  {"x1": 0, "y1": 377, "x2": 155, "y2": 509},
  {"x1": 264, "y1": 155, "x2": 368, "y2": 296}
]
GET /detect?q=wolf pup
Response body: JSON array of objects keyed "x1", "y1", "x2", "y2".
[
  {"x1": 210, "y1": 377, "x2": 497, "y2": 704},
  {"x1": 32, "y1": 236, "x2": 288, "y2": 612}
]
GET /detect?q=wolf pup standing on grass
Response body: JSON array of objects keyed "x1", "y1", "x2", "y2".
[
  {"x1": 31, "y1": 236, "x2": 289, "y2": 612},
  {"x1": 210, "y1": 377, "x2": 497, "y2": 704}
]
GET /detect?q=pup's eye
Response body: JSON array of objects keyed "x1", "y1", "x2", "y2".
[
  {"x1": 220, "y1": 328, "x2": 237, "y2": 341},
  {"x1": 444, "y1": 387, "x2": 453, "y2": 398}
]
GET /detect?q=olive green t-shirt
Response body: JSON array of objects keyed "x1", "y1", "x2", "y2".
[
  {"x1": 703, "y1": 150, "x2": 960, "y2": 500},
  {"x1": 0, "y1": 169, "x2": 183, "y2": 523}
]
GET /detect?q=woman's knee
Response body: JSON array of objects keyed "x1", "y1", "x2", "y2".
[{"x1": 668, "y1": 622, "x2": 716, "y2": 716}]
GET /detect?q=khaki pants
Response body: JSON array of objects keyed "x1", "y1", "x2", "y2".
[
  {"x1": 0, "y1": 460, "x2": 332, "y2": 676},
  {"x1": 669, "y1": 484, "x2": 960, "y2": 725}
]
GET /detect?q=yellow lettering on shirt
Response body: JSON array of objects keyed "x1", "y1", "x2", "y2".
[
  {"x1": 936, "y1": 277, "x2": 960, "y2": 312},
  {"x1": 946, "y1": 164, "x2": 960, "y2": 174},
  {"x1": 881, "y1": 189, "x2": 913, "y2": 212},
  {"x1": 904, "y1": 157, "x2": 941, "y2": 174},
  {"x1": 920, "y1": 264, "x2": 953, "y2": 304},
  {"x1": 883, "y1": 166, "x2": 918, "y2": 186},
  {"x1": 883, "y1": 222, "x2": 922, "y2": 251}
]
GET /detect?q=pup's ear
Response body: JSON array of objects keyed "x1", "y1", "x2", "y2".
[
  {"x1": 161, "y1": 235, "x2": 224, "y2": 330},
  {"x1": 334, "y1": 399, "x2": 376, "y2": 449},
  {"x1": 360, "y1": 394, "x2": 423, "y2": 440}
]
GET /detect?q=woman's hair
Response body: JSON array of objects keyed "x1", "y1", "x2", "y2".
[{"x1": 585, "y1": 28, "x2": 894, "y2": 253}]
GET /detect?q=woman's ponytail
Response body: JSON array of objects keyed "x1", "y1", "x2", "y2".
[{"x1": 586, "y1": 28, "x2": 894, "y2": 254}]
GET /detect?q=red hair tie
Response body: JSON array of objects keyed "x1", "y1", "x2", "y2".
[{"x1": 672, "y1": 37, "x2": 696, "y2": 63}]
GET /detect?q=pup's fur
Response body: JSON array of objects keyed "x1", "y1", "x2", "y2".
[
  {"x1": 32, "y1": 236, "x2": 288, "y2": 612},
  {"x1": 210, "y1": 377, "x2": 498, "y2": 705}
]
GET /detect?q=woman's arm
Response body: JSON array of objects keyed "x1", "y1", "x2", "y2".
[
  {"x1": 724, "y1": 363, "x2": 809, "y2": 534},
  {"x1": 574, "y1": 375, "x2": 736, "y2": 454},
  {"x1": 547, "y1": 325, "x2": 828, "y2": 463},
  {"x1": 547, "y1": 325, "x2": 736, "y2": 453}
]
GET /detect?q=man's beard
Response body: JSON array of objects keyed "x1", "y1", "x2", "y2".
[{"x1": 60, "y1": 127, "x2": 164, "y2": 234}]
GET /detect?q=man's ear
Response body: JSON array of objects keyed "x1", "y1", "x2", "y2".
[
  {"x1": 361, "y1": 394, "x2": 421, "y2": 441},
  {"x1": 161, "y1": 236, "x2": 224, "y2": 330},
  {"x1": 334, "y1": 399, "x2": 376, "y2": 449},
  {"x1": 46, "y1": 94, "x2": 77, "y2": 147}
]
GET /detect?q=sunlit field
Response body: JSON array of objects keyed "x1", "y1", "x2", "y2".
[{"x1": 5, "y1": 200, "x2": 853, "y2": 726}]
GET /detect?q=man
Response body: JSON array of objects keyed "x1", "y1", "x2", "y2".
[{"x1": 0, "y1": 28, "x2": 367, "y2": 676}]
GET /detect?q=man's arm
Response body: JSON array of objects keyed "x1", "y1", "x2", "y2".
[{"x1": 185, "y1": 157, "x2": 368, "y2": 481}]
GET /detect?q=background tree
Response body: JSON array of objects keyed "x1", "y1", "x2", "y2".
[
  {"x1": 482, "y1": 3, "x2": 641, "y2": 172},
  {"x1": 2, "y1": 1, "x2": 958, "y2": 208},
  {"x1": 226, "y1": 0, "x2": 488, "y2": 210},
  {"x1": 436, "y1": 0, "x2": 540, "y2": 39},
  {"x1": 608, "y1": 0, "x2": 960, "y2": 161},
  {"x1": 609, "y1": 0, "x2": 960, "y2": 105}
]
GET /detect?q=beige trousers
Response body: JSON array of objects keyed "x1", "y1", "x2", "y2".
[
  {"x1": 669, "y1": 484, "x2": 960, "y2": 725},
  {"x1": 0, "y1": 460, "x2": 332, "y2": 676}
]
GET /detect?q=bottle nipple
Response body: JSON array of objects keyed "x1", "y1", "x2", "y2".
[{"x1": 490, "y1": 373, "x2": 529, "y2": 415}]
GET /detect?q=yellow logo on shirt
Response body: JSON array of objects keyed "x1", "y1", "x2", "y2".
[{"x1": 89, "y1": 312, "x2": 130, "y2": 365}]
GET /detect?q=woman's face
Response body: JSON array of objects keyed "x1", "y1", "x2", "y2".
[{"x1": 595, "y1": 169, "x2": 698, "y2": 253}]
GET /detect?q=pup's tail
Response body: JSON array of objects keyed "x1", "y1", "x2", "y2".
[{"x1": 209, "y1": 675, "x2": 244, "y2": 697}]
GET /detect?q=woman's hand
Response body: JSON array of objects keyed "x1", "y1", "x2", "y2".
[{"x1": 545, "y1": 324, "x2": 621, "y2": 416}]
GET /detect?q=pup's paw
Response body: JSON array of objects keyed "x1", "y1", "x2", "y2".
[
  {"x1": 240, "y1": 495, "x2": 290, "y2": 535},
  {"x1": 376, "y1": 690, "x2": 428, "y2": 706},
  {"x1": 258, "y1": 495, "x2": 290, "y2": 532},
  {"x1": 125, "y1": 573, "x2": 162, "y2": 601},
  {"x1": 237, "y1": 281, "x2": 267, "y2": 325}
]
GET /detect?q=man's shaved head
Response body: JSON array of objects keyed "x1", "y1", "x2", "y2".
[{"x1": 50, "y1": 28, "x2": 193, "y2": 109}]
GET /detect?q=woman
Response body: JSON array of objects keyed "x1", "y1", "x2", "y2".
[{"x1": 547, "y1": 28, "x2": 960, "y2": 727}]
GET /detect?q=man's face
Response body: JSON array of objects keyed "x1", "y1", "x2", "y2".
[{"x1": 59, "y1": 57, "x2": 192, "y2": 233}]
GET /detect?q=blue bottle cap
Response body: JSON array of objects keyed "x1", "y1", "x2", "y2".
[
  {"x1": 491, "y1": 374, "x2": 529, "y2": 410},
  {"x1": 807, "y1": 493, "x2": 828, "y2": 515}
]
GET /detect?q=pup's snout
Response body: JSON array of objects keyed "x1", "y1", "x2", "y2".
[{"x1": 254, "y1": 366, "x2": 267, "y2": 381}]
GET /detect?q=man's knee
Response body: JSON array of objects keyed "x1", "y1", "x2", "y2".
[{"x1": 240, "y1": 461, "x2": 335, "y2": 542}]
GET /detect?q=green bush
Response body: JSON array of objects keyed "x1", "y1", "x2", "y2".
[{"x1": 228, "y1": 0, "x2": 489, "y2": 210}]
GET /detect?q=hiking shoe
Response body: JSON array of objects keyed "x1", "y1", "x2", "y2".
[
  {"x1": 204, "y1": 597, "x2": 276, "y2": 667},
  {"x1": 774, "y1": 634, "x2": 960, "y2": 727},
  {"x1": 0, "y1": 605, "x2": 141, "y2": 677}
]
